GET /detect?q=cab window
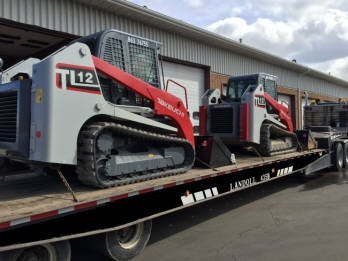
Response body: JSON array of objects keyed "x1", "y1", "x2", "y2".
[
  {"x1": 226, "y1": 77, "x2": 257, "y2": 101},
  {"x1": 264, "y1": 78, "x2": 277, "y2": 101}
]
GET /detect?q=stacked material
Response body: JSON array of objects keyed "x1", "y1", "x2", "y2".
[{"x1": 304, "y1": 104, "x2": 348, "y2": 129}]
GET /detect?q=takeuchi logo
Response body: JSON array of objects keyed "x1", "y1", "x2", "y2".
[{"x1": 157, "y1": 97, "x2": 185, "y2": 118}]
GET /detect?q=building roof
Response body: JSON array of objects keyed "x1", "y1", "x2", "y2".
[{"x1": 76, "y1": 0, "x2": 348, "y2": 88}]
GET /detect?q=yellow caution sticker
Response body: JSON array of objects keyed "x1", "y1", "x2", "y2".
[{"x1": 36, "y1": 89, "x2": 42, "y2": 104}]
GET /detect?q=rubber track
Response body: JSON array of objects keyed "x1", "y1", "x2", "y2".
[
  {"x1": 76, "y1": 122, "x2": 195, "y2": 188},
  {"x1": 258, "y1": 123, "x2": 298, "y2": 157}
]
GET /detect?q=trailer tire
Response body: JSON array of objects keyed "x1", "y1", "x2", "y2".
[
  {"x1": 94, "y1": 221, "x2": 152, "y2": 261},
  {"x1": 343, "y1": 143, "x2": 348, "y2": 168},
  {"x1": 0, "y1": 241, "x2": 71, "y2": 261},
  {"x1": 333, "y1": 142, "x2": 344, "y2": 171}
]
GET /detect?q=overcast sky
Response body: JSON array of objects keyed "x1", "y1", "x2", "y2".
[{"x1": 127, "y1": 0, "x2": 348, "y2": 80}]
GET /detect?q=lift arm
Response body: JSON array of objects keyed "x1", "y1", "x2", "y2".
[
  {"x1": 92, "y1": 56, "x2": 195, "y2": 149},
  {"x1": 264, "y1": 92, "x2": 294, "y2": 132}
]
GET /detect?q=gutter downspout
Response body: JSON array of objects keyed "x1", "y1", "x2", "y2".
[{"x1": 297, "y1": 68, "x2": 311, "y2": 129}]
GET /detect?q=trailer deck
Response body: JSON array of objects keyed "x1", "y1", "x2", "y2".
[{"x1": 0, "y1": 149, "x2": 324, "y2": 233}]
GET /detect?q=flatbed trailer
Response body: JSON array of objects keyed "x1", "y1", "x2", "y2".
[{"x1": 0, "y1": 149, "x2": 330, "y2": 260}]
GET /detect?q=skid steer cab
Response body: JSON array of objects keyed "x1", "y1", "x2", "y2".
[
  {"x1": 200, "y1": 73, "x2": 297, "y2": 156},
  {"x1": 0, "y1": 29, "x2": 195, "y2": 188}
]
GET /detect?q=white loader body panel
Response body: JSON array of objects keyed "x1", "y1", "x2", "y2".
[
  {"x1": 29, "y1": 43, "x2": 175, "y2": 165},
  {"x1": 241, "y1": 84, "x2": 285, "y2": 144},
  {"x1": 30, "y1": 43, "x2": 115, "y2": 164}
]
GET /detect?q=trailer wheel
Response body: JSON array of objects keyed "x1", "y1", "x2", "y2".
[
  {"x1": 343, "y1": 143, "x2": 348, "y2": 168},
  {"x1": 0, "y1": 241, "x2": 71, "y2": 261},
  {"x1": 95, "y1": 221, "x2": 152, "y2": 261},
  {"x1": 333, "y1": 142, "x2": 344, "y2": 171}
]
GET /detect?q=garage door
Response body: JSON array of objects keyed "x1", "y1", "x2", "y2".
[
  {"x1": 0, "y1": 20, "x2": 76, "y2": 70},
  {"x1": 278, "y1": 94, "x2": 295, "y2": 127},
  {"x1": 278, "y1": 94, "x2": 292, "y2": 112},
  {"x1": 162, "y1": 61, "x2": 205, "y2": 133}
]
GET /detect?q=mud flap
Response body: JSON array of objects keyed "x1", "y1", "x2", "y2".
[{"x1": 195, "y1": 136, "x2": 234, "y2": 168}]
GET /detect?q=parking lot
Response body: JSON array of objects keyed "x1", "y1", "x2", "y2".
[{"x1": 71, "y1": 170, "x2": 348, "y2": 261}]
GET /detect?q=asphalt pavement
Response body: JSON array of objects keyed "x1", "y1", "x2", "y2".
[{"x1": 71, "y1": 169, "x2": 348, "y2": 261}]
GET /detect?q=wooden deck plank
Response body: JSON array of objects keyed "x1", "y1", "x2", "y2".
[{"x1": 0, "y1": 149, "x2": 322, "y2": 223}]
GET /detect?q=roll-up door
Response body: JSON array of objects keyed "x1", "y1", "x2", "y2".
[{"x1": 162, "y1": 61, "x2": 205, "y2": 133}]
